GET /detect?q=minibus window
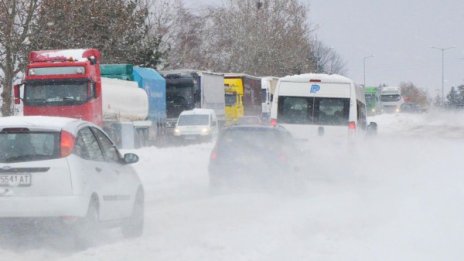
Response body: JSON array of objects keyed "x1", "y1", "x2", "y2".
[
  {"x1": 314, "y1": 98, "x2": 350, "y2": 125},
  {"x1": 277, "y1": 97, "x2": 314, "y2": 124},
  {"x1": 278, "y1": 96, "x2": 349, "y2": 125}
]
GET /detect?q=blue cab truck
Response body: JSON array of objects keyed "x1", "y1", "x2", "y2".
[{"x1": 100, "y1": 64, "x2": 166, "y2": 148}]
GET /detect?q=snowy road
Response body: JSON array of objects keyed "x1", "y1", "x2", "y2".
[{"x1": 3, "y1": 111, "x2": 464, "y2": 260}]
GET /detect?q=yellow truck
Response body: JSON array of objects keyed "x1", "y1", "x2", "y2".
[{"x1": 224, "y1": 74, "x2": 262, "y2": 124}]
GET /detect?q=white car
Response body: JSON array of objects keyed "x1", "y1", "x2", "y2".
[
  {"x1": 174, "y1": 109, "x2": 219, "y2": 142},
  {"x1": 0, "y1": 116, "x2": 144, "y2": 240}
]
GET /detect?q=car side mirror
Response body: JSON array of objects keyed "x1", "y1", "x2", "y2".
[
  {"x1": 123, "y1": 153, "x2": 139, "y2": 164},
  {"x1": 367, "y1": 122, "x2": 378, "y2": 136}
]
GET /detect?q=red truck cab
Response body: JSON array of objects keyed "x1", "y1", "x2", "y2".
[{"x1": 16, "y1": 49, "x2": 103, "y2": 125}]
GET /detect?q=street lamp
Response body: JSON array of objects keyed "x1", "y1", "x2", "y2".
[
  {"x1": 363, "y1": 55, "x2": 374, "y2": 87},
  {"x1": 431, "y1": 46, "x2": 455, "y2": 105}
]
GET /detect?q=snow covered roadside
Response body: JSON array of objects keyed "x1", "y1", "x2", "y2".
[{"x1": 3, "y1": 110, "x2": 464, "y2": 260}]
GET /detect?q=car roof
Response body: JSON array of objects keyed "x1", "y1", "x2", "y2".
[
  {"x1": 223, "y1": 124, "x2": 290, "y2": 133},
  {"x1": 0, "y1": 116, "x2": 91, "y2": 134}
]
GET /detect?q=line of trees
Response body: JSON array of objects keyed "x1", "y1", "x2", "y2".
[
  {"x1": 0, "y1": 0, "x2": 347, "y2": 116},
  {"x1": 445, "y1": 85, "x2": 464, "y2": 108}
]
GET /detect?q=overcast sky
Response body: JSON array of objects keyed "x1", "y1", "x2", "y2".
[{"x1": 184, "y1": 0, "x2": 464, "y2": 95}]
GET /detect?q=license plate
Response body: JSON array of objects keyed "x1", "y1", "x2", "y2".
[
  {"x1": 184, "y1": 135, "x2": 197, "y2": 140},
  {"x1": 0, "y1": 174, "x2": 31, "y2": 187}
]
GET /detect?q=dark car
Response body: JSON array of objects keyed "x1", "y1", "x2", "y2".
[
  {"x1": 400, "y1": 103, "x2": 424, "y2": 113},
  {"x1": 208, "y1": 125, "x2": 303, "y2": 193}
]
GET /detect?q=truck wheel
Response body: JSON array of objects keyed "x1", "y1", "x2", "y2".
[{"x1": 121, "y1": 189, "x2": 144, "y2": 238}]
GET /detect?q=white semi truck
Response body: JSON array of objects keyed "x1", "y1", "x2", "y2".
[{"x1": 380, "y1": 86, "x2": 404, "y2": 113}]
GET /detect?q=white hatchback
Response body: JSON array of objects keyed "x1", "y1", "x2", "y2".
[{"x1": 0, "y1": 116, "x2": 144, "y2": 240}]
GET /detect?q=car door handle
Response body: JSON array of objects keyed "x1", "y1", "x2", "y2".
[{"x1": 95, "y1": 167, "x2": 102, "y2": 173}]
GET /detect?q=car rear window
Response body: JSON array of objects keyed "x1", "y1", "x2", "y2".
[
  {"x1": 219, "y1": 128, "x2": 291, "y2": 150},
  {"x1": 0, "y1": 130, "x2": 60, "y2": 163}
]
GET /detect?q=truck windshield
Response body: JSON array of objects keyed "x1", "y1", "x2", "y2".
[
  {"x1": 166, "y1": 78, "x2": 196, "y2": 118},
  {"x1": 177, "y1": 114, "x2": 210, "y2": 126},
  {"x1": 365, "y1": 94, "x2": 377, "y2": 107},
  {"x1": 24, "y1": 79, "x2": 92, "y2": 106},
  {"x1": 365, "y1": 94, "x2": 376, "y2": 102},
  {"x1": 225, "y1": 94, "x2": 237, "y2": 106},
  {"x1": 380, "y1": 94, "x2": 401, "y2": 102},
  {"x1": 277, "y1": 96, "x2": 350, "y2": 125}
]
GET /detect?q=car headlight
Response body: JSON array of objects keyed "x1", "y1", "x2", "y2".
[
  {"x1": 201, "y1": 127, "x2": 211, "y2": 134},
  {"x1": 174, "y1": 128, "x2": 181, "y2": 135},
  {"x1": 371, "y1": 108, "x2": 376, "y2": 113}
]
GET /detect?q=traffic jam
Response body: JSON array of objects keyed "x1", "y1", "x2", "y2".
[{"x1": 0, "y1": 49, "x2": 462, "y2": 260}]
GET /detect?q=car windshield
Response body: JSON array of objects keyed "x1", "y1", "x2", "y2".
[
  {"x1": 177, "y1": 114, "x2": 209, "y2": 126},
  {"x1": 277, "y1": 96, "x2": 349, "y2": 125},
  {"x1": 0, "y1": 131, "x2": 60, "y2": 163},
  {"x1": 24, "y1": 79, "x2": 91, "y2": 106}
]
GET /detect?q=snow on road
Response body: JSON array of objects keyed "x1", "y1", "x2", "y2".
[{"x1": 2, "y1": 110, "x2": 464, "y2": 260}]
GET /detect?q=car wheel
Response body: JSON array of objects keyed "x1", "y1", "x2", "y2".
[
  {"x1": 73, "y1": 198, "x2": 100, "y2": 249},
  {"x1": 121, "y1": 189, "x2": 144, "y2": 238}
]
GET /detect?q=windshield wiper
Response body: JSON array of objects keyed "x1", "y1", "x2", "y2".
[{"x1": 27, "y1": 98, "x2": 48, "y2": 104}]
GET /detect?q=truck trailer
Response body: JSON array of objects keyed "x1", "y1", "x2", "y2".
[
  {"x1": 261, "y1": 76, "x2": 279, "y2": 120},
  {"x1": 161, "y1": 70, "x2": 225, "y2": 132},
  {"x1": 14, "y1": 49, "x2": 166, "y2": 148}
]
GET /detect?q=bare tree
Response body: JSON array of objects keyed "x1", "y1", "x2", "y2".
[
  {"x1": 195, "y1": 0, "x2": 314, "y2": 76},
  {"x1": 310, "y1": 38, "x2": 346, "y2": 75},
  {"x1": 400, "y1": 81, "x2": 429, "y2": 106},
  {"x1": 145, "y1": 0, "x2": 205, "y2": 70},
  {"x1": 0, "y1": 0, "x2": 39, "y2": 116}
]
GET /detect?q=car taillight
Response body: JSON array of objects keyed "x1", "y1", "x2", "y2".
[
  {"x1": 271, "y1": 118, "x2": 277, "y2": 127},
  {"x1": 348, "y1": 121, "x2": 356, "y2": 130},
  {"x1": 60, "y1": 131, "x2": 75, "y2": 157},
  {"x1": 278, "y1": 152, "x2": 288, "y2": 163}
]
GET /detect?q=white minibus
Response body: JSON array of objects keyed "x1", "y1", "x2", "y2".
[{"x1": 270, "y1": 73, "x2": 376, "y2": 140}]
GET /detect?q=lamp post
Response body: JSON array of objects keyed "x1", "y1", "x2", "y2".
[
  {"x1": 363, "y1": 55, "x2": 374, "y2": 88},
  {"x1": 431, "y1": 46, "x2": 455, "y2": 105}
]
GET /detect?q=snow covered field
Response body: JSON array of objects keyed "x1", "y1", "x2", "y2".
[{"x1": 2, "y1": 110, "x2": 464, "y2": 260}]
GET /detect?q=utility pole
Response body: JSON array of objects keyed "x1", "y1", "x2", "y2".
[
  {"x1": 363, "y1": 55, "x2": 374, "y2": 88},
  {"x1": 431, "y1": 46, "x2": 455, "y2": 105}
]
